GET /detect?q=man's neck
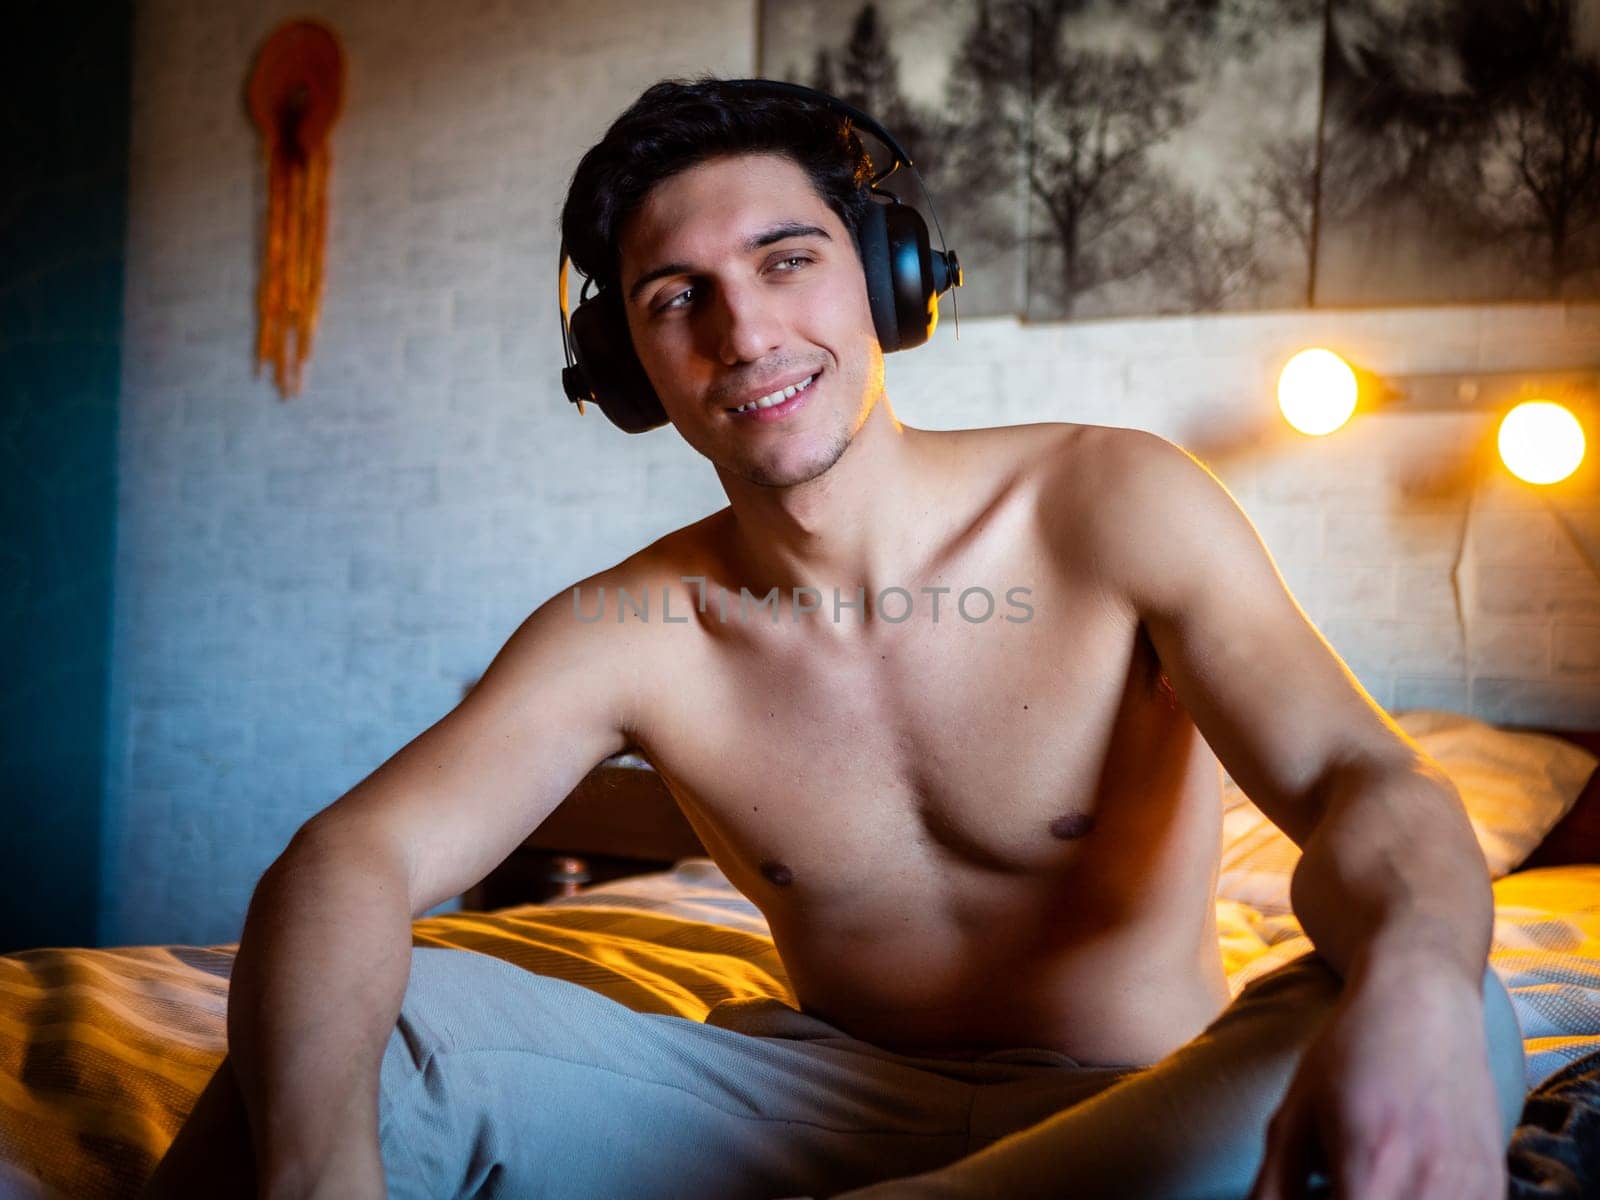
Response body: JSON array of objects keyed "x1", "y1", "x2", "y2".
[{"x1": 714, "y1": 399, "x2": 944, "y2": 609}]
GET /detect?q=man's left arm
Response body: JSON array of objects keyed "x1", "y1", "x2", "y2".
[{"x1": 1077, "y1": 429, "x2": 1506, "y2": 1200}]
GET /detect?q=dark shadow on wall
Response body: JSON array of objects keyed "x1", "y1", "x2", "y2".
[{"x1": 0, "y1": 2, "x2": 132, "y2": 951}]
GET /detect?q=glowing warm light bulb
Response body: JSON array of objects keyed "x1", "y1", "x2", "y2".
[
  {"x1": 1498, "y1": 401, "x2": 1586, "y2": 485},
  {"x1": 1278, "y1": 348, "x2": 1359, "y2": 436}
]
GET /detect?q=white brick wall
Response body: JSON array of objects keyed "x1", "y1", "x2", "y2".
[{"x1": 104, "y1": 0, "x2": 1600, "y2": 946}]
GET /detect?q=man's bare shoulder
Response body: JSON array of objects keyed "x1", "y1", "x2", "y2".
[
  {"x1": 590, "y1": 507, "x2": 728, "y2": 585},
  {"x1": 1033, "y1": 424, "x2": 1254, "y2": 618},
  {"x1": 553, "y1": 508, "x2": 730, "y2": 632},
  {"x1": 1027, "y1": 422, "x2": 1217, "y2": 582},
  {"x1": 1018, "y1": 418, "x2": 1135, "y2": 518},
  {"x1": 926, "y1": 419, "x2": 1083, "y2": 462},
  {"x1": 496, "y1": 514, "x2": 726, "y2": 751}
]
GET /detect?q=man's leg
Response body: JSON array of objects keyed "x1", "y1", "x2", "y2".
[
  {"x1": 375, "y1": 947, "x2": 987, "y2": 1199},
  {"x1": 144, "y1": 947, "x2": 987, "y2": 1199},
  {"x1": 831, "y1": 951, "x2": 1527, "y2": 1200}
]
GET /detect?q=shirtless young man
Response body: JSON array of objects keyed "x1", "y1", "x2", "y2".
[{"x1": 148, "y1": 78, "x2": 1526, "y2": 1200}]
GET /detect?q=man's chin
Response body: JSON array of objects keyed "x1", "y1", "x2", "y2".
[{"x1": 724, "y1": 434, "x2": 852, "y2": 490}]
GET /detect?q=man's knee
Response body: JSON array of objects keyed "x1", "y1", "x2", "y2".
[
  {"x1": 378, "y1": 948, "x2": 557, "y2": 1198},
  {"x1": 1209, "y1": 951, "x2": 1345, "y2": 1045},
  {"x1": 1235, "y1": 960, "x2": 1523, "y2": 1145}
]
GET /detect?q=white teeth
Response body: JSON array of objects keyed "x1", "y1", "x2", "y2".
[{"x1": 734, "y1": 374, "x2": 815, "y2": 413}]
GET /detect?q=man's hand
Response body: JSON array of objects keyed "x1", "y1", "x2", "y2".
[{"x1": 1248, "y1": 960, "x2": 1506, "y2": 1200}]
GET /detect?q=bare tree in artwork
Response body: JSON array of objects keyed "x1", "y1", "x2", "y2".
[
  {"x1": 1026, "y1": 20, "x2": 1195, "y2": 316},
  {"x1": 812, "y1": 4, "x2": 938, "y2": 201},
  {"x1": 809, "y1": 46, "x2": 840, "y2": 97},
  {"x1": 937, "y1": 0, "x2": 1032, "y2": 308},
  {"x1": 1481, "y1": 19, "x2": 1600, "y2": 297},
  {"x1": 1240, "y1": 134, "x2": 1319, "y2": 273},
  {"x1": 764, "y1": 0, "x2": 1321, "y2": 318},
  {"x1": 1148, "y1": 188, "x2": 1264, "y2": 311},
  {"x1": 1317, "y1": 0, "x2": 1600, "y2": 304}
]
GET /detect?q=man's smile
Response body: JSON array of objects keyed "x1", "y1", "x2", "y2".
[{"x1": 725, "y1": 369, "x2": 821, "y2": 421}]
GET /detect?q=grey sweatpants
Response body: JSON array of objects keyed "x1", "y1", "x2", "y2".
[{"x1": 377, "y1": 947, "x2": 1527, "y2": 1200}]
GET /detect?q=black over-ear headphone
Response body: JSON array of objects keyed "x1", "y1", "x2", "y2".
[{"x1": 557, "y1": 77, "x2": 963, "y2": 434}]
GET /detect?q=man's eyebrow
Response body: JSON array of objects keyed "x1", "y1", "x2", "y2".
[{"x1": 625, "y1": 222, "x2": 833, "y2": 304}]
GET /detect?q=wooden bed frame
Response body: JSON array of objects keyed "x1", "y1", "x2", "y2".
[{"x1": 464, "y1": 726, "x2": 1600, "y2": 909}]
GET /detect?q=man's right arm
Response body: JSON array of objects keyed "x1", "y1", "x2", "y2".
[{"x1": 227, "y1": 578, "x2": 643, "y2": 1198}]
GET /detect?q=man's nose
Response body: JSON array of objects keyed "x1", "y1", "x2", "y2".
[{"x1": 708, "y1": 282, "x2": 782, "y2": 366}]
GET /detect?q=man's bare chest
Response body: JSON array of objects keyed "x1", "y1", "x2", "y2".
[{"x1": 630, "y1": 567, "x2": 1206, "y2": 910}]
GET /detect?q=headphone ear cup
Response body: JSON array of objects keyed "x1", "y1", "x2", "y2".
[
  {"x1": 882, "y1": 201, "x2": 938, "y2": 351},
  {"x1": 568, "y1": 295, "x2": 669, "y2": 434},
  {"x1": 853, "y1": 196, "x2": 902, "y2": 353}
]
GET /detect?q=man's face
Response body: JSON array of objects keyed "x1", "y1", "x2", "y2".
[{"x1": 617, "y1": 153, "x2": 885, "y2": 489}]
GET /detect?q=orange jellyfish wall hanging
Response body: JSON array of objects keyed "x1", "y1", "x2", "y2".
[{"x1": 246, "y1": 20, "x2": 346, "y2": 399}]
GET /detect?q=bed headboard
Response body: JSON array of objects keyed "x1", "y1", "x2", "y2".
[
  {"x1": 524, "y1": 757, "x2": 703, "y2": 861},
  {"x1": 1517, "y1": 726, "x2": 1600, "y2": 870},
  {"x1": 529, "y1": 726, "x2": 1600, "y2": 872}
]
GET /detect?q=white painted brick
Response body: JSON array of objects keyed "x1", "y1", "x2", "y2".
[
  {"x1": 1477, "y1": 566, "x2": 1600, "y2": 618},
  {"x1": 1472, "y1": 678, "x2": 1600, "y2": 728},
  {"x1": 393, "y1": 590, "x2": 482, "y2": 637},
  {"x1": 1466, "y1": 621, "x2": 1552, "y2": 677},
  {"x1": 349, "y1": 549, "x2": 429, "y2": 594},
  {"x1": 1394, "y1": 565, "x2": 1464, "y2": 622},
  {"x1": 1246, "y1": 506, "x2": 1324, "y2": 565},
  {"x1": 406, "y1": 239, "x2": 501, "y2": 290},
  {"x1": 345, "y1": 632, "x2": 434, "y2": 683},
  {"x1": 1393, "y1": 675, "x2": 1471, "y2": 714},
  {"x1": 1325, "y1": 510, "x2": 1461, "y2": 566},
  {"x1": 1476, "y1": 471, "x2": 1559, "y2": 512},
  {"x1": 1297, "y1": 566, "x2": 1396, "y2": 620},
  {"x1": 1551, "y1": 512, "x2": 1600, "y2": 566},
  {"x1": 402, "y1": 334, "x2": 452, "y2": 386},
  {"x1": 447, "y1": 329, "x2": 501, "y2": 385},
  {"x1": 180, "y1": 465, "x2": 265, "y2": 507},
  {"x1": 341, "y1": 720, "x2": 412, "y2": 781},
  {"x1": 254, "y1": 714, "x2": 346, "y2": 776},
  {"x1": 1553, "y1": 624, "x2": 1600, "y2": 675},
  {"x1": 397, "y1": 504, "x2": 490, "y2": 557},
  {"x1": 389, "y1": 679, "x2": 457, "y2": 732},
  {"x1": 1471, "y1": 509, "x2": 1560, "y2": 565},
  {"x1": 304, "y1": 507, "x2": 400, "y2": 546},
  {"x1": 1323, "y1": 619, "x2": 1466, "y2": 673},
  {"x1": 1248, "y1": 450, "x2": 1392, "y2": 505},
  {"x1": 644, "y1": 455, "x2": 728, "y2": 509}
]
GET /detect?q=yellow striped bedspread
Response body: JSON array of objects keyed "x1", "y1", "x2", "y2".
[{"x1": 1, "y1": 861, "x2": 1597, "y2": 1199}]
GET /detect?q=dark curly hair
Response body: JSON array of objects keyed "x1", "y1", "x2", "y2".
[{"x1": 560, "y1": 76, "x2": 877, "y2": 298}]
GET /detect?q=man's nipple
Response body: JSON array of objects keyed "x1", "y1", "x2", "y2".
[
  {"x1": 759, "y1": 859, "x2": 795, "y2": 887},
  {"x1": 1048, "y1": 812, "x2": 1095, "y2": 840}
]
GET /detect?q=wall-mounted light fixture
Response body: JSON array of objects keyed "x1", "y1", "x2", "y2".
[
  {"x1": 1276, "y1": 348, "x2": 1360, "y2": 436},
  {"x1": 1276, "y1": 348, "x2": 1597, "y2": 485},
  {"x1": 1497, "y1": 401, "x2": 1587, "y2": 485}
]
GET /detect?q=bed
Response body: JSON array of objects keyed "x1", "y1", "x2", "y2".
[{"x1": 2, "y1": 709, "x2": 1599, "y2": 1198}]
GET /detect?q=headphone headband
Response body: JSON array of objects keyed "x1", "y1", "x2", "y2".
[{"x1": 734, "y1": 77, "x2": 914, "y2": 185}]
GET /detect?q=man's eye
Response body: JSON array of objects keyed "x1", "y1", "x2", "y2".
[{"x1": 655, "y1": 258, "x2": 809, "y2": 314}]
